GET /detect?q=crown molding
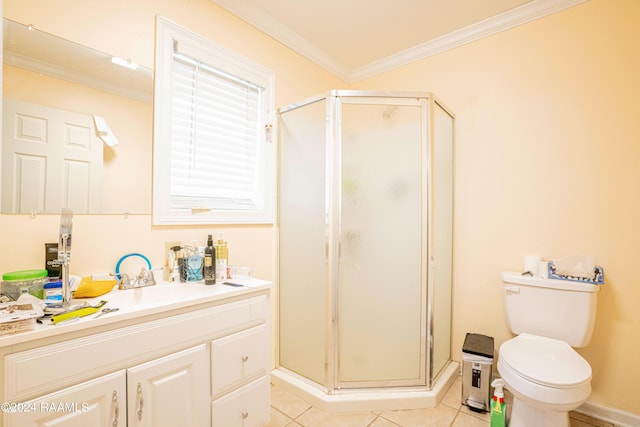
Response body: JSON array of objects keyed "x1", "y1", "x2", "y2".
[
  {"x1": 211, "y1": 0, "x2": 352, "y2": 81},
  {"x1": 350, "y1": 0, "x2": 589, "y2": 82},
  {"x1": 4, "y1": 51, "x2": 153, "y2": 103},
  {"x1": 212, "y1": 0, "x2": 589, "y2": 84}
]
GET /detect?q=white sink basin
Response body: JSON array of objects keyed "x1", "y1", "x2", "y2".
[{"x1": 88, "y1": 280, "x2": 233, "y2": 311}]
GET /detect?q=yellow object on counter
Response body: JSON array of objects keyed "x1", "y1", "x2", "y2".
[
  {"x1": 51, "y1": 300, "x2": 107, "y2": 324},
  {"x1": 73, "y1": 276, "x2": 117, "y2": 298}
]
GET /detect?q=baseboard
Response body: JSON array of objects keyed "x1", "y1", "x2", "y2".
[{"x1": 576, "y1": 400, "x2": 640, "y2": 427}]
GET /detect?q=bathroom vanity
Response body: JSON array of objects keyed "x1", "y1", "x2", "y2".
[{"x1": 0, "y1": 277, "x2": 271, "y2": 427}]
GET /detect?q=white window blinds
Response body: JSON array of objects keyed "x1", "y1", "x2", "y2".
[
  {"x1": 170, "y1": 51, "x2": 263, "y2": 210},
  {"x1": 153, "y1": 17, "x2": 275, "y2": 225}
]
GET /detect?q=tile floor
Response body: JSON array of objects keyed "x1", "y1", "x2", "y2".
[{"x1": 268, "y1": 375, "x2": 612, "y2": 427}]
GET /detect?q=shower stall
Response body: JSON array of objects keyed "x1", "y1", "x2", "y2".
[{"x1": 274, "y1": 91, "x2": 456, "y2": 411}]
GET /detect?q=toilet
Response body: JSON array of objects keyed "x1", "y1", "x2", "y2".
[{"x1": 497, "y1": 271, "x2": 600, "y2": 426}]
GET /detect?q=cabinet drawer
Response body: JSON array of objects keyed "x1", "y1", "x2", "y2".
[
  {"x1": 211, "y1": 376, "x2": 270, "y2": 427},
  {"x1": 211, "y1": 324, "x2": 268, "y2": 397}
]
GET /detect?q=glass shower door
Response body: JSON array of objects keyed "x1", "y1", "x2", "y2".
[
  {"x1": 278, "y1": 98, "x2": 329, "y2": 387},
  {"x1": 337, "y1": 99, "x2": 426, "y2": 387},
  {"x1": 278, "y1": 91, "x2": 454, "y2": 394}
]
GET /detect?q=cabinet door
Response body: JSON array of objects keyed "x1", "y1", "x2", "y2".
[
  {"x1": 127, "y1": 344, "x2": 209, "y2": 427},
  {"x1": 4, "y1": 370, "x2": 126, "y2": 427}
]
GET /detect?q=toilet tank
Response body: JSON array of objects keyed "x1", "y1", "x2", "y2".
[{"x1": 501, "y1": 271, "x2": 600, "y2": 347}]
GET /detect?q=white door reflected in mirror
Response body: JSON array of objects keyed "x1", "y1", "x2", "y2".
[{"x1": 2, "y1": 99, "x2": 103, "y2": 214}]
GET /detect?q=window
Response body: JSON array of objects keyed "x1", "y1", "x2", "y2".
[{"x1": 153, "y1": 17, "x2": 275, "y2": 224}]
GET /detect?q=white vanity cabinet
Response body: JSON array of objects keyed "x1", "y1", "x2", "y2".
[
  {"x1": 0, "y1": 284, "x2": 271, "y2": 427},
  {"x1": 4, "y1": 371, "x2": 126, "y2": 426},
  {"x1": 5, "y1": 345, "x2": 209, "y2": 427}
]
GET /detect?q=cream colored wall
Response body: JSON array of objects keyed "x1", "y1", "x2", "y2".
[
  {"x1": 355, "y1": 0, "x2": 639, "y2": 415},
  {"x1": 1, "y1": 0, "x2": 344, "y2": 281}
]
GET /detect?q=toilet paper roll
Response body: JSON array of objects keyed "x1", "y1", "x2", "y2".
[{"x1": 524, "y1": 256, "x2": 541, "y2": 275}]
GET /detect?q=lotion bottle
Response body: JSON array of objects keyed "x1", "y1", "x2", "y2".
[
  {"x1": 203, "y1": 234, "x2": 216, "y2": 285},
  {"x1": 215, "y1": 232, "x2": 228, "y2": 282}
]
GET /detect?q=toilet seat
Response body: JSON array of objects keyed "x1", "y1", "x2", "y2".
[{"x1": 500, "y1": 333, "x2": 591, "y2": 389}]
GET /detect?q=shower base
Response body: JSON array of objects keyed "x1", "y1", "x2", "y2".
[{"x1": 271, "y1": 361, "x2": 459, "y2": 414}]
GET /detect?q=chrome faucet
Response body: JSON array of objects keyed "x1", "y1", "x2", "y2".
[
  {"x1": 55, "y1": 209, "x2": 74, "y2": 308},
  {"x1": 113, "y1": 253, "x2": 156, "y2": 290},
  {"x1": 135, "y1": 268, "x2": 156, "y2": 287},
  {"x1": 117, "y1": 268, "x2": 156, "y2": 290}
]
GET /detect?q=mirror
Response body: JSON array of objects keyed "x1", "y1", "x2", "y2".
[{"x1": 2, "y1": 18, "x2": 153, "y2": 214}]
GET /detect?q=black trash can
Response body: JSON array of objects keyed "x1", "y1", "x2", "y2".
[{"x1": 461, "y1": 333, "x2": 494, "y2": 412}]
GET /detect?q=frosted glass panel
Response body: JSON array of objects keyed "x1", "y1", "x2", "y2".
[
  {"x1": 431, "y1": 103, "x2": 454, "y2": 379},
  {"x1": 338, "y1": 102, "x2": 424, "y2": 383},
  {"x1": 278, "y1": 100, "x2": 328, "y2": 386}
]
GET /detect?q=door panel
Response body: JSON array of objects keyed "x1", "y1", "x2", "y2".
[{"x1": 338, "y1": 101, "x2": 425, "y2": 386}]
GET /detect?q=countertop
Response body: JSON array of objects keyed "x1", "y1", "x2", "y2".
[{"x1": 0, "y1": 276, "x2": 271, "y2": 347}]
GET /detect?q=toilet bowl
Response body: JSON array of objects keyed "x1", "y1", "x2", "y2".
[
  {"x1": 498, "y1": 271, "x2": 600, "y2": 426},
  {"x1": 498, "y1": 333, "x2": 592, "y2": 426},
  {"x1": 497, "y1": 271, "x2": 601, "y2": 425}
]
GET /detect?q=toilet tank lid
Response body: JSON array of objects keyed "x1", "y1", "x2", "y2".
[{"x1": 501, "y1": 271, "x2": 600, "y2": 292}]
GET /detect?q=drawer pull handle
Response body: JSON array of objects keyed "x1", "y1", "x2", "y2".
[
  {"x1": 112, "y1": 391, "x2": 119, "y2": 426},
  {"x1": 242, "y1": 411, "x2": 249, "y2": 419},
  {"x1": 137, "y1": 382, "x2": 144, "y2": 420},
  {"x1": 242, "y1": 355, "x2": 249, "y2": 362}
]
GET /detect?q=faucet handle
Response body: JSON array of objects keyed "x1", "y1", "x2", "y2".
[
  {"x1": 110, "y1": 272, "x2": 132, "y2": 289},
  {"x1": 147, "y1": 269, "x2": 156, "y2": 286},
  {"x1": 135, "y1": 268, "x2": 149, "y2": 283},
  {"x1": 133, "y1": 268, "x2": 156, "y2": 287}
]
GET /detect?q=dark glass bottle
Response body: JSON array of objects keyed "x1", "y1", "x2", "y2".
[{"x1": 203, "y1": 234, "x2": 216, "y2": 285}]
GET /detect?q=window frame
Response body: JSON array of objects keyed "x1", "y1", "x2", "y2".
[{"x1": 153, "y1": 16, "x2": 275, "y2": 225}]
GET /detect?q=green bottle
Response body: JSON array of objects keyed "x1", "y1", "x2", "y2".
[{"x1": 490, "y1": 379, "x2": 507, "y2": 427}]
